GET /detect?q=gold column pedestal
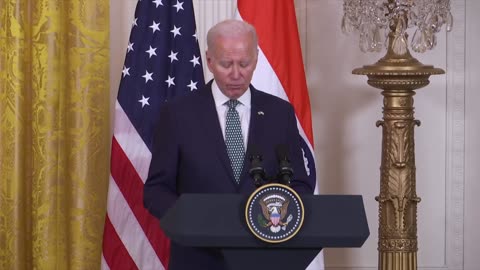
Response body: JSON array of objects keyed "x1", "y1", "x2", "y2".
[{"x1": 353, "y1": 38, "x2": 444, "y2": 270}]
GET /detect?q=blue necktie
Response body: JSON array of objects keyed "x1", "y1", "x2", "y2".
[{"x1": 225, "y1": 99, "x2": 245, "y2": 184}]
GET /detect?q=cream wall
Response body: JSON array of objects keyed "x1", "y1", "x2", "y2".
[
  {"x1": 464, "y1": 0, "x2": 480, "y2": 269},
  {"x1": 110, "y1": 0, "x2": 479, "y2": 269}
]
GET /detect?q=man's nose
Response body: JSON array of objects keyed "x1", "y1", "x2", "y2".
[{"x1": 230, "y1": 65, "x2": 240, "y2": 79}]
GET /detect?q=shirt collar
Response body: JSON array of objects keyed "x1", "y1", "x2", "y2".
[{"x1": 212, "y1": 80, "x2": 251, "y2": 109}]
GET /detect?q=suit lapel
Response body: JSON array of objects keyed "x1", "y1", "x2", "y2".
[
  {"x1": 197, "y1": 83, "x2": 266, "y2": 190},
  {"x1": 241, "y1": 86, "x2": 266, "y2": 187},
  {"x1": 197, "y1": 82, "x2": 236, "y2": 183}
]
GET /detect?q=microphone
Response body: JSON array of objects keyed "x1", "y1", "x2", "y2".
[
  {"x1": 276, "y1": 144, "x2": 293, "y2": 186},
  {"x1": 248, "y1": 145, "x2": 266, "y2": 187}
]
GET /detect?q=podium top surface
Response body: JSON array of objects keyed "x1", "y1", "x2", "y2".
[{"x1": 160, "y1": 194, "x2": 369, "y2": 249}]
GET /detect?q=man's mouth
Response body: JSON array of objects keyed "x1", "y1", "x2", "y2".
[{"x1": 228, "y1": 84, "x2": 243, "y2": 90}]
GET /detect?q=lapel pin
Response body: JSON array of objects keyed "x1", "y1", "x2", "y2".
[{"x1": 257, "y1": 111, "x2": 264, "y2": 116}]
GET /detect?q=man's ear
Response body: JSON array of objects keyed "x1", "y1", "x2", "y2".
[{"x1": 205, "y1": 50, "x2": 213, "y2": 72}]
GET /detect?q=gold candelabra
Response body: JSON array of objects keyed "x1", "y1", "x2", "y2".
[
  {"x1": 342, "y1": 0, "x2": 452, "y2": 270},
  {"x1": 343, "y1": 0, "x2": 452, "y2": 269},
  {"x1": 353, "y1": 32, "x2": 443, "y2": 270},
  {"x1": 342, "y1": 0, "x2": 453, "y2": 270}
]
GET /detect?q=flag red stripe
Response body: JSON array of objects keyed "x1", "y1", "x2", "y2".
[
  {"x1": 103, "y1": 216, "x2": 139, "y2": 270},
  {"x1": 237, "y1": 0, "x2": 314, "y2": 144},
  {"x1": 110, "y1": 137, "x2": 170, "y2": 267}
]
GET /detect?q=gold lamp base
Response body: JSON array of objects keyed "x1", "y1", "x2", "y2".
[{"x1": 353, "y1": 40, "x2": 444, "y2": 270}]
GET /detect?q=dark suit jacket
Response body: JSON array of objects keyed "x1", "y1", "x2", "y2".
[{"x1": 144, "y1": 81, "x2": 313, "y2": 270}]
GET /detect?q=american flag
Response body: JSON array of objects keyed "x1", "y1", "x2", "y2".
[{"x1": 102, "y1": 0, "x2": 204, "y2": 269}]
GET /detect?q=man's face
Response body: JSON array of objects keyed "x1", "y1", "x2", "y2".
[{"x1": 206, "y1": 33, "x2": 258, "y2": 99}]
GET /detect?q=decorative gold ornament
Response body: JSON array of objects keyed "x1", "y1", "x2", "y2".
[
  {"x1": 342, "y1": 0, "x2": 453, "y2": 268},
  {"x1": 352, "y1": 25, "x2": 444, "y2": 270}
]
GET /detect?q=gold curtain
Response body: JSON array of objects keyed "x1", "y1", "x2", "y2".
[{"x1": 0, "y1": 0, "x2": 110, "y2": 269}]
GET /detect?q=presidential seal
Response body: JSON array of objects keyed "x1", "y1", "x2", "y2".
[{"x1": 245, "y1": 183, "x2": 304, "y2": 243}]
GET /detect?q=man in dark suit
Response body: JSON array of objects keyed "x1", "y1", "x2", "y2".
[{"x1": 144, "y1": 19, "x2": 314, "y2": 270}]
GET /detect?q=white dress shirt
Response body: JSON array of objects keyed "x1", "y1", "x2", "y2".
[{"x1": 211, "y1": 80, "x2": 251, "y2": 148}]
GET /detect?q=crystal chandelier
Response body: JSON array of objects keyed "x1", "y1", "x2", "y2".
[{"x1": 342, "y1": 0, "x2": 453, "y2": 54}]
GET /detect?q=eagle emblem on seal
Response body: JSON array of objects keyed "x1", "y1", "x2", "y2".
[{"x1": 259, "y1": 194, "x2": 294, "y2": 233}]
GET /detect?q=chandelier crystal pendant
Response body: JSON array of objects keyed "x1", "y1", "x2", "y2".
[{"x1": 342, "y1": 0, "x2": 453, "y2": 54}]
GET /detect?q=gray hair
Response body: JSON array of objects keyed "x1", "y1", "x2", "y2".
[{"x1": 206, "y1": 19, "x2": 258, "y2": 52}]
